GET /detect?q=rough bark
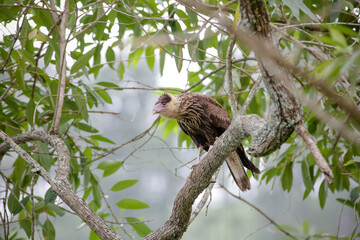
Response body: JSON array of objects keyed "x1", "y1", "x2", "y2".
[
  {"x1": 0, "y1": 131, "x2": 123, "y2": 240},
  {"x1": 144, "y1": 115, "x2": 265, "y2": 240}
]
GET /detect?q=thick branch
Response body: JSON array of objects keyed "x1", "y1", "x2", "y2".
[{"x1": 0, "y1": 130, "x2": 122, "y2": 240}]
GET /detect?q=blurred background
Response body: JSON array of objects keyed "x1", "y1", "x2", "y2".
[{"x1": 51, "y1": 58, "x2": 355, "y2": 240}]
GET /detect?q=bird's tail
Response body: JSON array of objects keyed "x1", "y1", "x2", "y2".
[
  {"x1": 236, "y1": 145, "x2": 260, "y2": 174},
  {"x1": 226, "y1": 153, "x2": 251, "y2": 191}
]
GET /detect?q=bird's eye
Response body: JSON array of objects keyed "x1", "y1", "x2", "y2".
[{"x1": 161, "y1": 102, "x2": 166, "y2": 106}]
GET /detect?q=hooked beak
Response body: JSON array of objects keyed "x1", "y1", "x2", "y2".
[{"x1": 152, "y1": 103, "x2": 165, "y2": 115}]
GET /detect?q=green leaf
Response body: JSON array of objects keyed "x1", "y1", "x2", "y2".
[
  {"x1": 344, "y1": 159, "x2": 355, "y2": 167},
  {"x1": 45, "y1": 188, "x2": 57, "y2": 204},
  {"x1": 47, "y1": 203, "x2": 65, "y2": 217},
  {"x1": 128, "y1": 48, "x2": 144, "y2": 69},
  {"x1": 19, "y1": 49, "x2": 36, "y2": 67},
  {"x1": 319, "y1": 180, "x2": 328, "y2": 209},
  {"x1": 118, "y1": 62, "x2": 125, "y2": 79},
  {"x1": 89, "y1": 230, "x2": 102, "y2": 240},
  {"x1": 71, "y1": 47, "x2": 96, "y2": 74},
  {"x1": 96, "y1": 81, "x2": 119, "y2": 88},
  {"x1": 145, "y1": 46, "x2": 155, "y2": 71},
  {"x1": 329, "y1": 28, "x2": 347, "y2": 48},
  {"x1": 126, "y1": 217, "x2": 152, "y2": 237},
  {"x1": 92, "y1": 184, "x2": 102, "y2": 208},
  {"x1": 159, "y1": 49, "x2": 165, "y2": 76},
  {"x1": 26, "y1": 99, "x2": 35, "y2": 126},
  {"x1": 116, "y1": 198, "x2": 149, "y2": 209},
  {"x1": 281, "y1": 162, "x2": 293, "y2": 192},
  {"x1": 75, "y1": 122, "x2": 99, "y2": 133},
  {"x1": 91, "y1": 134, "x2": 115, "y2": 144},
  {"x1": 96, "y1": 89, "x2": 112, "y2": 104},
  {"x1": 42, "y1": 219, "x2": 55, "y2": 240},
  {"x1": 106, "y1": 46, "x2": 115, "y2": 69},
  {"x1": 74, "y1": 87, "x2": 89, "y2": 122},
  {"x1": 37, "y1": 142, "x2": 52, "y2": 171},
  {"x1": 97, "y1": 160, "x2": 123, "y2": 177},
  {"x1": 44, "y1": 45, "x2": 53, "y2": 67},
  {"x1": 20, "y1": 219, "x2": 32, "y2": 238},
  {"x1": 111, "y1": 180, "x2": 138, "y2": 191},
  {"x1": 301, "y1": 160, "x2": 313, "y2": 189},
  {"x1": 163, "y1": 119, "x2": 178, "y2": 138},
  {"x1": 12, "y1": 196, "x2": 30, "y2": 216},
  {"x1": 282, "y1": 0, "x2": 318, "y2": 21}
]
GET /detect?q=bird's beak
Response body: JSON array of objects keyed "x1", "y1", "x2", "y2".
[{"x1": 152, "y1": 103, "x2": 164, "y2": 115}]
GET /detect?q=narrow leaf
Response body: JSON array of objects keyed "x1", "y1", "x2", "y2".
[
  {"x1": 126, "y1": 217, "x2": 152, "y2": 237},
  {"x1": 319, "y1": 180, "x2": 328, "y2": 209},
  {"x1": 71, "y1": 47, "x2": 96, "y2": 74},
  {"x1": 42, "y1": 219, "x2": 55, "y2": 240},
  {"x1": 111, "y1": 180, "x2": 138, "y2": 191},
  {"x1": 117, "y1": 198, "x2": 149, "y2": 209}
]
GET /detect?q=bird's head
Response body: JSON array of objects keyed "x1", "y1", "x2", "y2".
[{"x1": 153, "y1": 93, "x2": 181, "y2": 119}]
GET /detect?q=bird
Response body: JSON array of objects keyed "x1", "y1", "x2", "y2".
[{"x1": 152, "y1": 92, "x2": 260, "y2": 191}]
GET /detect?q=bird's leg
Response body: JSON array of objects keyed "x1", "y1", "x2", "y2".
[
  {"x1": 191, "y1": 146, "x2": 203, "y2": 170},
  {"x1": 197, "y1": 146, "x2": 203, "y2": 164}
]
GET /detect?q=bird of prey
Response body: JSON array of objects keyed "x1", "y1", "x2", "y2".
[{"x1": 153, "y1": 92, "x2": 260, "y2": 191}]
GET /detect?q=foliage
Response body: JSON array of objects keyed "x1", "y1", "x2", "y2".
[{"x1": 0, "y1": 0, "x2": 360, "y2": 239}]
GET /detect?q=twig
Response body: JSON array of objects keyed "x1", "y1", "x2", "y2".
[
  {"x1": 220, "y1": 184, "x2": 297, "y2": 239},
  {"x1": 30, "y1": 174, "x2": 36, "y2": 240},
  {"x1": 70, "y1": 1, "x2": 118, "y2": 40},
  {"x1": 0, "y1": 0, "x2": 34, "y2": 72},
  {"x1": 88, "y1": 116, "x2": 160, "y2": 164},
  {"x1": 225, "y1": 36, "x2": 238, "y2": 115},
  {"x1": 184, "y1": 58, "x2": 255, "y2": 93},
  {"x1": 50, "y1": 0, "x2": 69, "y2": 134},
  {"x1": 0, "y1": 3, "x2": 62, "y2": 12},
  {"x1": 295, "y1": 122, "x2": 333, "y2": 183},
  {"x1": 239, "y1": 76, "x2": 263, "y2": 115},
  {"x1": 189, "y1": 168, "x2": 220, "y2": 224},
  {"x1": 0, "y1": 79, "x2": 16, "y2": 102}
]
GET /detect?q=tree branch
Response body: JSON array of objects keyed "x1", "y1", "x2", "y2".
[
  {"x1": 0, "y1": 130, "x2": 122, "y2": 240},
  {"x1": 50, "y1": 0, "x2": 69, "y2": 134},
  {"x1": 225, "y1": 37, "x2": 238, "y2": 115},
  {"x1": 296, "y1": 123, "x2": 334, "y2": 183}
]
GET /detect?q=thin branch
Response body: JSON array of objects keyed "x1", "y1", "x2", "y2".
[
  {"x1": 295, "y1": 123, "x2": 334, "y2": 183},
  {"x1": 189, "y1": 168, "x2": 220, "y2": 224},
  {"x1": 0, "y1": 3, "x2": 62, "y2": 12},
  {"x1": 220, "y1": 184, "x2": 297, "y2": 239},
  {"x1": 0, "y1": 0, "x2": 34, "y2": 72},
  {"x1": 0, "y1": 79, "x2": 16, "y2": 102},
  {"x1": 50, "y1": 0, "x2": 69, "y2": 134},
  {"x1": 70, "y1": 1, "x2": 118, "y2": 40},
  {"x1": 184, "y1": 58, "x2": 255, "y2": 93},
  {"x1": 88, "y1": 116, "x2": 160, "y2": 164},
  {"x1": 225, "y1": 37, "x2": 238, "y2": 115},
  {"x1": 239, "y1": 76, "x2": 263, "y2": 115}
]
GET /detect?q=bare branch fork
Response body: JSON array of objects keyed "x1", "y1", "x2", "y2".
[{"x1": 0, "y1": 130, "x2": 123, "y2": 240}]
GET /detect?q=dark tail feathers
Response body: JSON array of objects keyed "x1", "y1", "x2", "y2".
[{"x1": 236, "y1": 145, "x2": 260, "y2": 174}]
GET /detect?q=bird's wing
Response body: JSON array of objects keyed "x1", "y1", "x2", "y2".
[
  {"x1": 192, "y1": 94, "x2": 232, "y2": 133},
  {"x1": 226, "y1": 152, "x2": 251, "y2": 191}
]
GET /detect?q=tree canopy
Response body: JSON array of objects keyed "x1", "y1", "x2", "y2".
[{"x1": 0, "y1": 0, "x2": 360, "y2": 239}]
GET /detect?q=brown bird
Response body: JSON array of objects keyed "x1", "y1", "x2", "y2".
[{"x1": 153, "y1": 92, "x2": 260, "y2": 191}]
